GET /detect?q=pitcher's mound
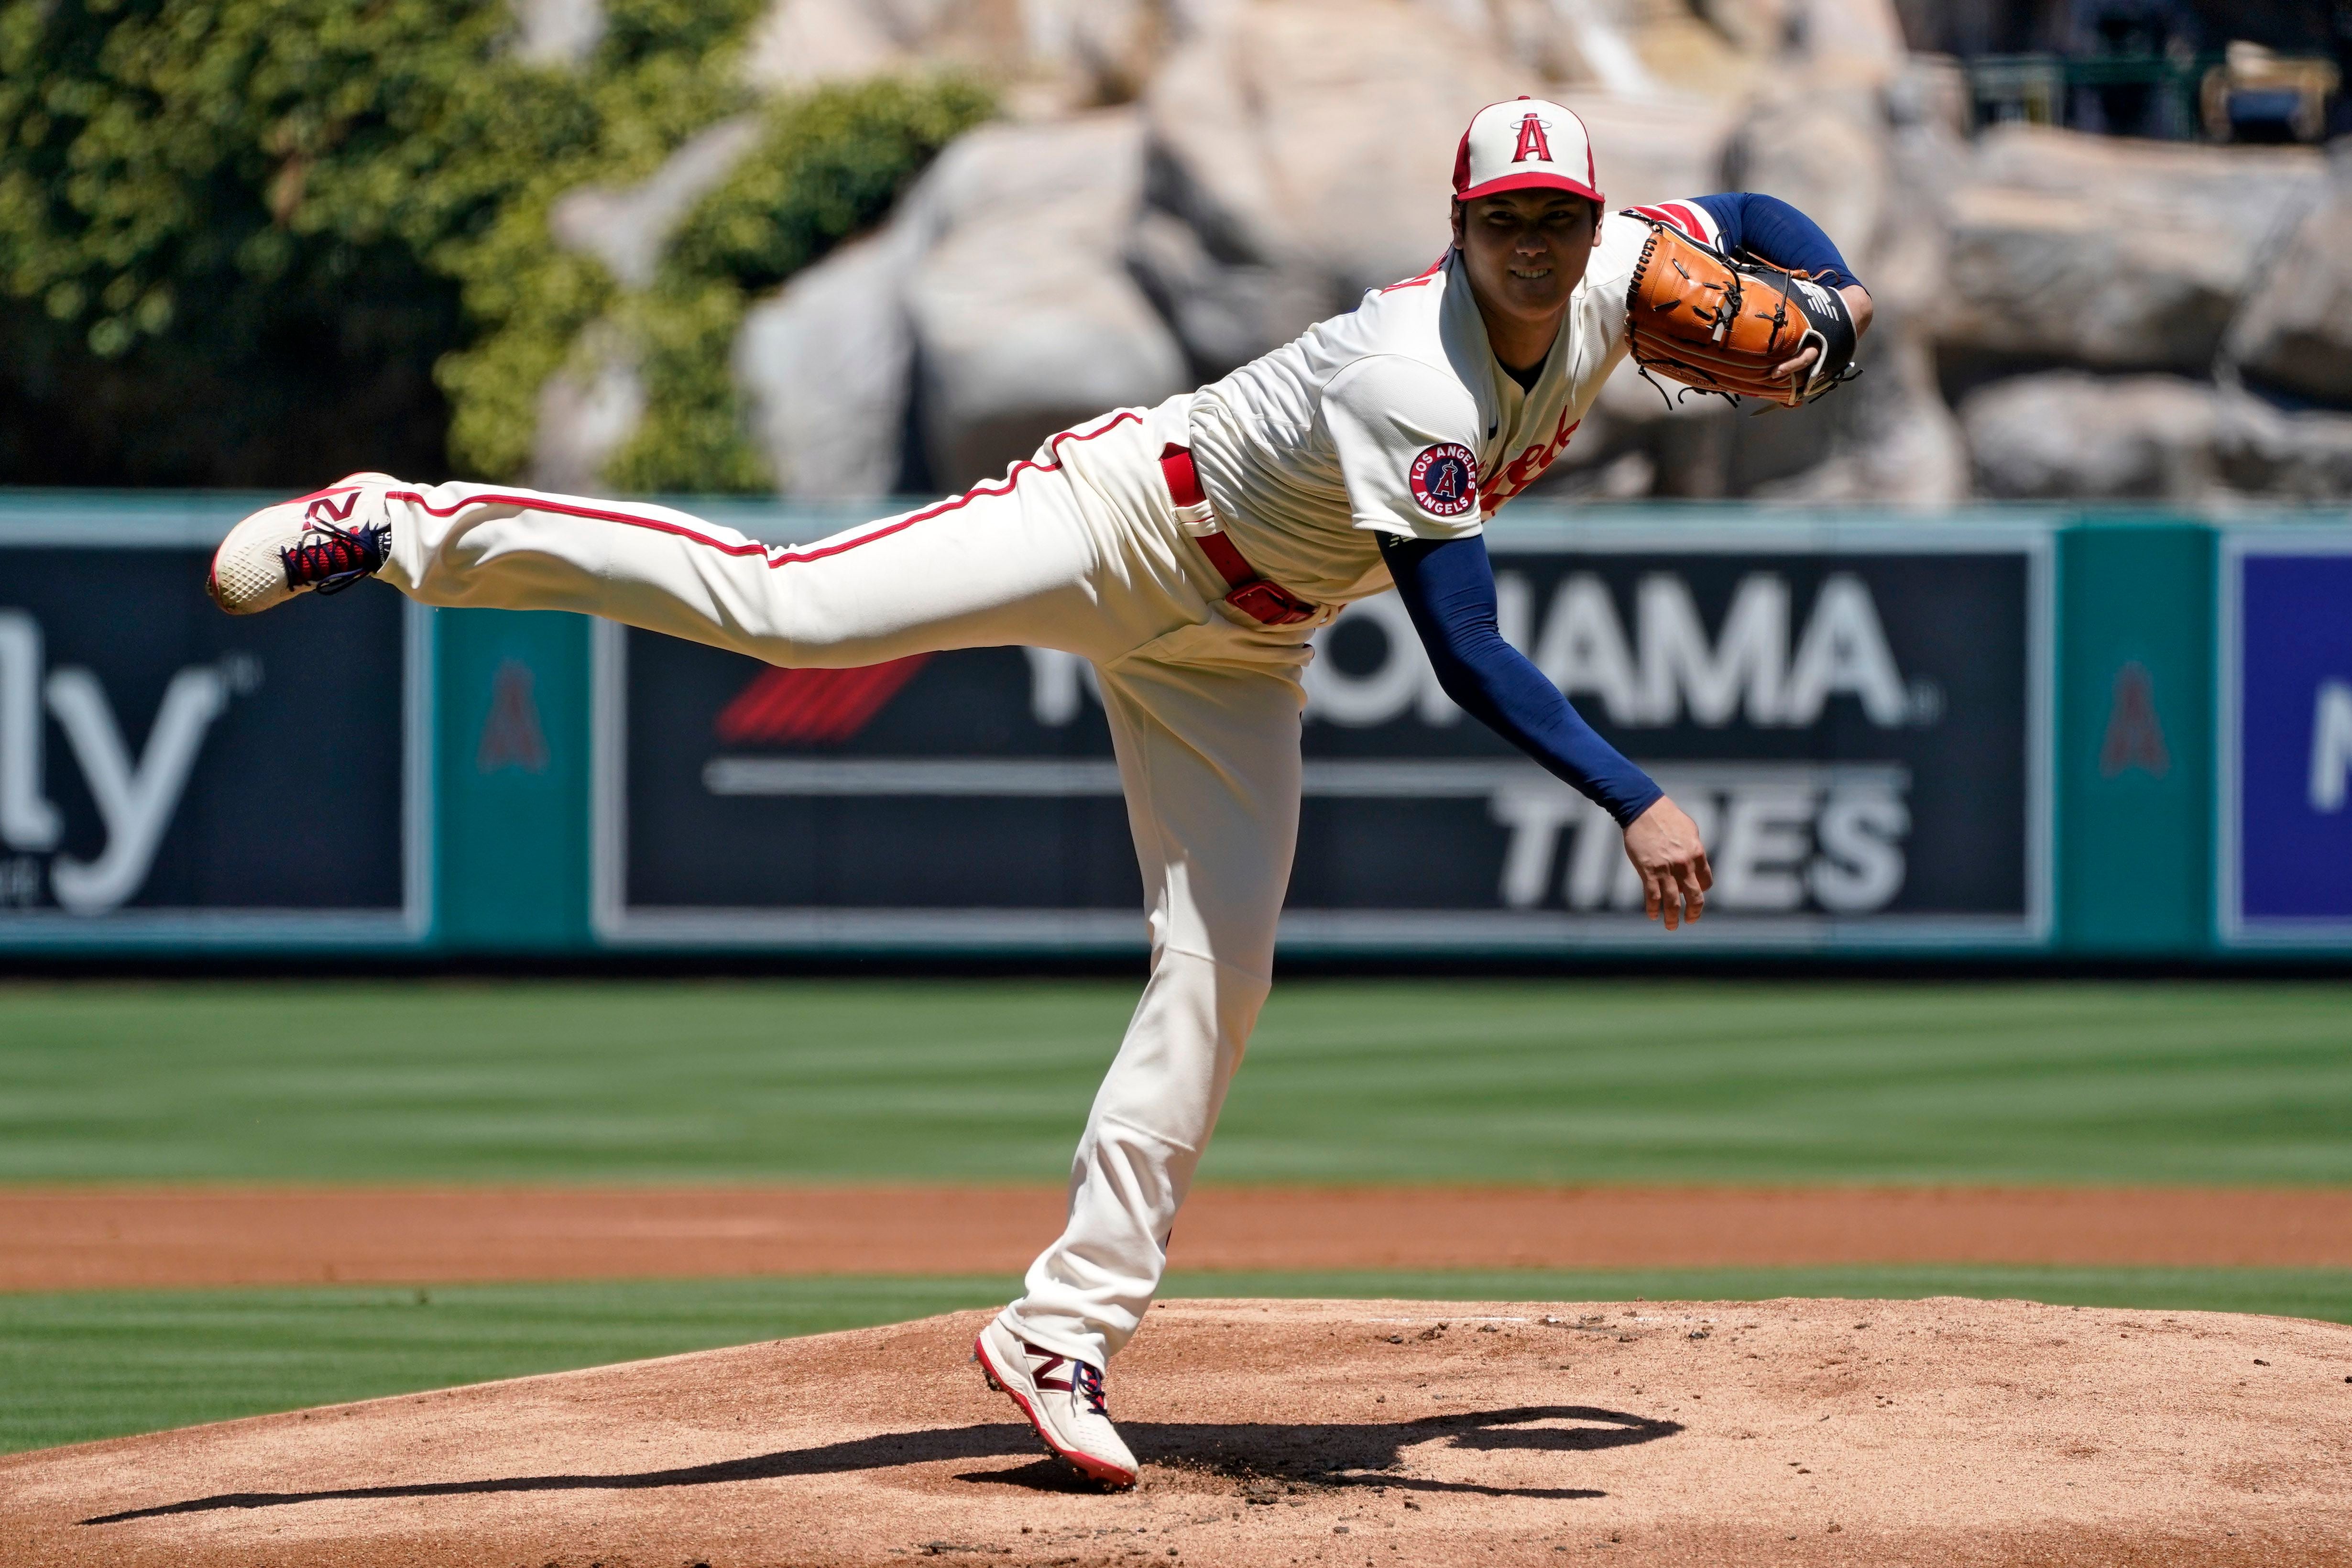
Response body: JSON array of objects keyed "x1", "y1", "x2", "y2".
[{"x1": 5, "y1": 1297, "x2": 2349, "y2": 1567}]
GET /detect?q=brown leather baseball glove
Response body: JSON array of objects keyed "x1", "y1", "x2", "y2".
[{"x1": 1624, "y1": 219, "x2": 1859, "y2": 409}]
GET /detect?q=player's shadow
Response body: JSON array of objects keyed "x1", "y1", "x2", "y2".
[
  {"x1": 79, "y1": 1406, "x2": 1675, "y2": 1524},
  {"x1": 963, "y1": 1405, "x2": 1674, "y2": 1499}
]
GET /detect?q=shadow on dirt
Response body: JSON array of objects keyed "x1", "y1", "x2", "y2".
[{"x1": 81, "y1": 1406, "x2": 1677, "y2": 1524}]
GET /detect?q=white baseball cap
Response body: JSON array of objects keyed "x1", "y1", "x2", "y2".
[{"x1": 1451, "y1": 96, "x2": 1603, "y2": 207}]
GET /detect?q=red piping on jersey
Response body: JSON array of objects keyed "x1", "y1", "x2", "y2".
[
  {"x1": 1379, "y1": 254, "x2": 1450, "y2": 293},
  {"x1": 1629, "y1": 201, "x2": 1711, "y2": 243},
  {"x1": 380, "y1": 410, "x2": 1147, "y2": 570}
]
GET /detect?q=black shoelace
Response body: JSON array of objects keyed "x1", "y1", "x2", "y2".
[
  {"x1": 1073, "y1": 1361, "x2": 1109, "y2": 1417},
  {"x1": 281, "y1": 521, "x2": 390, "y2": 595}
]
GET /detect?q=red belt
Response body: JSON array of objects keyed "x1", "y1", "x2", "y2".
[{"x1": 1158, "y1": 445, "x2": 1320, "y2": 627}]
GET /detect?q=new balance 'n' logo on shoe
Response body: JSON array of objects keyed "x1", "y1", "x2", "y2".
[
  {"x1": 207, "y1": 473, "x2": 396, "y2": 616},
  {"x1": 973, "y1": 1313, "x2": 1137, "y2": 1489}
]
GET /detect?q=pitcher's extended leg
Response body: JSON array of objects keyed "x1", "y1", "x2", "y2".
[
  {"x1": 207, "y1": 409, "x2": 1189, "y2": 667},
  {"x1": 1001, "y1": 630, "x2": 1307, "y2": 1368},
  {"x1": 386, "y1": 481, "x2": 1122, "y2": 665}
]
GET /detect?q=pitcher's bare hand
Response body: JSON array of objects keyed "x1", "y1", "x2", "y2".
[
  {"x1": 1771, "y1": 284, "x2": 1873, "y2": 382},
  {"x1": 1624, "y1": 797, "x2": 1712, "y2": 931}
]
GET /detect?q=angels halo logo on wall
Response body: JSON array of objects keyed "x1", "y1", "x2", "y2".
[{"x1": 1409, "y1": 443, "x2": 1478, "y2": 518}]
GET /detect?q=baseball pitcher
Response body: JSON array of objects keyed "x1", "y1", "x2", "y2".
[{"x1": 208, "y1": 98, "x2": 1870, "y2": 1488}]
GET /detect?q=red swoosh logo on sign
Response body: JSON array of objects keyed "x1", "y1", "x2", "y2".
[{"x1": 715, "y1": 656, "x2": 931, "y2": 746}]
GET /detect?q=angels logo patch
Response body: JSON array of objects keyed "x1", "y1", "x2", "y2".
[{"x1": 1409, "y1": 443, "x2": 1478, "y2": 518}]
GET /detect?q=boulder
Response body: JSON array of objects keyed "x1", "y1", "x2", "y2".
[
  {"x1": 548, "y1": 116, "x2": 766, "y2": 290},
  {"x1": 1786, "y1": 0, "x2": 1907, "y2": 81},
  {"x1": 1750, "y1": 330, "x2": 1969, "y2": 503},
  {"x1": 530, "y1": 325, "x2": 645, "y2": 493},
  {"x1": 903, "y1": 110, "x2": 1188, "y2": 488},
  {"x1": 510, "y1": 0, "x2": 603, "y2": 68},
  {"x1": 2214, "y1": 385, "x2": 2352, "y2": 499},
  {"x1": 2226, "y1": 146, "x2": 2352, "y2": 406},
  {"x1": 1139, "y1": 0, "x2": 1519, "y2": 369},
  {"x1": 735, "y1": 106, "x2": 1192, "y2": 496},
  {"x1": 741, "y1": 0, "x2": 1158, "y2": 108},
  {"x1": 1126, "y1": 208, "x2": 1331, "y2": 381},
  {"x1": 734, "y1": 229, "x2": 923, "y2": 498},
  {"x1": 1938, "y1": 125, "x2": 2325, "y2": 374},
  {"x1": 739, "y1": 0, "x2": 909, "y2": 90},
  {"x1": 1702, "y1": 56, "x2": 1967, "y2": 503},
  {"x1": 1567, "y1": 89, "x2": 1735, "y2": 210},
  {"x1": 1959, "y1": 373, "x2": 2352, "y2": 503},
  {"x1": 1530, "y1": 56, "x2": 1970, "y2": 508},
  {"x1": 1028, "y1": 0, "x2": 1166, "y2": 103},
  {"x1": 1958, "y1": 372, "x2": 2220, "y2": 500},
  {"x1": 1718, "y1": 80, "x2": 1889, "y2": 266}
]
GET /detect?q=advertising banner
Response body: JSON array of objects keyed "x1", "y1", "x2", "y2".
[
  {"x1": 595, "y1": 517, "x2": 2048, "y2": 952},
  {"x1": 2222, "y1": 532, "x2": 2352, "y2": 944},
  {"x1": 0, "y1": 522, "x2": 427, "y2": 945}
]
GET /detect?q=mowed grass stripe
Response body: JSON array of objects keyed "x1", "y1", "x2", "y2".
[
  {"x1": 5, "y1": 1268, "x2": 2348, "y2": 1457},
  {"x1": 2, "y1": 979, "x2": 2349, "y2": 1184},
  {"x1": 4, "y1": 973, "x2": 2352, "y2": 1184}
]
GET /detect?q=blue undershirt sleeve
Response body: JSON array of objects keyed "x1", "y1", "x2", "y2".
[
  {"x1": 1378, "y1": 533, "x2": 1663, "y2": 828},
  {"x1": 1691, "y1": 192, "x2": 1861, "y2": 291}
]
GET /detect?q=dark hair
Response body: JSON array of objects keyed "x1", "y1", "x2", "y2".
[{"x1": 1449, "y1": 190, "x2": 1598, "y2": 242}]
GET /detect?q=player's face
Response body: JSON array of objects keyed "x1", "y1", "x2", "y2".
[{"x1": 1453, "y1": 191, "x2": 1597, "y2": 325}]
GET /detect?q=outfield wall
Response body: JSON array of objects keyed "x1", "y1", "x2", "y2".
[{"x1": 0, "y1": 495, "x2": 2342, "y2": 960}]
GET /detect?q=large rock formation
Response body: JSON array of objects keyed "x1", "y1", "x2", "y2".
[
  {"x1": 733, "y1": 229, "x2": 924, "y2": 498},
  {"x1": 548, "y1": 117, "x2": 766, "y2": 292},
  {"x1": 735, "y1": 110, "x2": 1187, "y2": 494},
  {"x1": 1939, "y1": 126, "x2": 2326, "y2": 377},
  {"x1": 535, "y1": 116, "x2": 770, "y2": 484},
  {"x1": 2214, "y1": 385, "x2": 2352, "y2": 499},
  {"x1": 2225, "y1": 144, "x2": 2352, "y2": 408},
  {"x1": 741, "y1": 0, "x2": 1164, "y2": 110},
  {"x1": 1137, "y1": 0, "x2": 1507, "y2": 334},
  {"x1": 1959, "y1": 372, "x2": 2220, "y2": 501},
  {"x1": 530, "y1": 327, "x2": 644, "y2": 494},
  {"x1": 906, "y1": 111, "x2": 1188, "y2": 488},
  {"x1": 1133, "y1": 2, "x2": 1735, "y2": 381},
  {"x1": 533, "y1": 0, "x2": 2352, "y2": 503},
  {"x1": 1951, "y1": 371, "x2": 2352, "y2": 505}
]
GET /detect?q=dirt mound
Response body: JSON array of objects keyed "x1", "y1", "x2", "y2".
[{"x1": 5, "y1": 1298, "x2": 2349, "y2": 1567}]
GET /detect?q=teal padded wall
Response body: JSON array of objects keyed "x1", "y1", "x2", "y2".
[
  {"x1": 2055, "y1": 521, "x2": 2214, "y2": 954},
  {"x1": 433, "y1": 608, "x2": 593, "y2": 951}
]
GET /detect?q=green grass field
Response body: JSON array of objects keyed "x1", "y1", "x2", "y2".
[
  {"x1": 4, "y1": 978, "x2": 2349, "y2": 1184},
  {"x1": 2, "y1": 977, "x2": 2347, "y2": 1456}
]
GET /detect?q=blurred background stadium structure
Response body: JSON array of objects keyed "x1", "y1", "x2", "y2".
[
  {"x1": 3, "y1": 1, "x2": 2352, "y2": 959},
  {"x1": 10, "y1": 0, "x2": 2352, "y2": 504}
]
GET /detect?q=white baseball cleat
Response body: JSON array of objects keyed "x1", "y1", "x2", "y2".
[
  {"x1": 973, "y1": 1314, "x2": 1138, "y2": 1489},
  {"x1": 206, "y1": 472, "x2": 398, "y2": 615}
]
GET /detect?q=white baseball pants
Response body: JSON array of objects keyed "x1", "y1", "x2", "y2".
[{"x1": 375, "y1": 396, "x2": 1322, "y2": 1367}]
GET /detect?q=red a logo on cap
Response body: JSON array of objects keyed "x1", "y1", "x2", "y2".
[{"x1": 1512, "y1": 112, "x2": 1552, "y2": 164}]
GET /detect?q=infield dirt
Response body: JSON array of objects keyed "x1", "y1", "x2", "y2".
[
  {"x1": 8, "y1": 1185, "x2": 2352, "y2": 1290},
  {"x1": 7, "y1": 1296, "x2": 2349, "y2": 1568}
]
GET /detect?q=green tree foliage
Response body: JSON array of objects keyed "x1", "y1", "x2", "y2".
[{"x1": 0, "y1": 0, "x2": 988, "y2": 489}]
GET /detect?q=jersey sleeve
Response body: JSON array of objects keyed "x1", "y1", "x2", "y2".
[
  {"x1": 1638, "y1": 193, "x2": 1859, "y2": 290},
  {"x1": 1382, "y1": 533, "x2": 1663, "y2": 826},
  {"x1": 1319, "y1": 354, "x2": 1487, "y2": 542},
  {"x1": 1620, "y1": 198, "x2": 1727, "y2": 250}
]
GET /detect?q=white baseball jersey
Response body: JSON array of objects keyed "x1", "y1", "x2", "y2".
[{"x1": 1185, "y1": 201, "x2": 1723, "y2": 606}]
